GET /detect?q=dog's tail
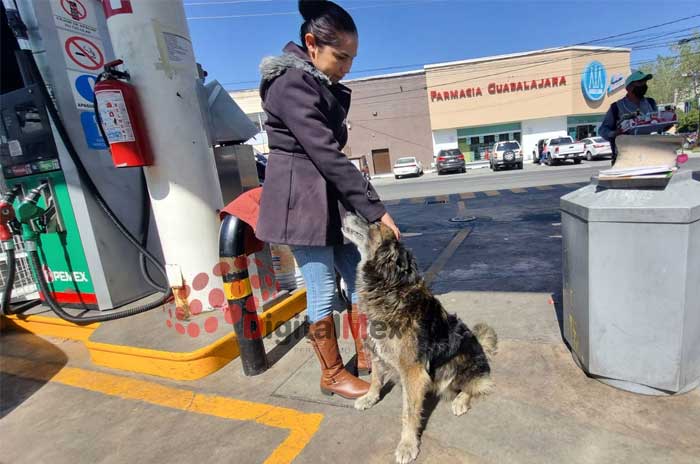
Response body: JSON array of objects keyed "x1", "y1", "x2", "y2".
[{"x1": 473, "y1": 323, "x2": 497, "y2": 360}]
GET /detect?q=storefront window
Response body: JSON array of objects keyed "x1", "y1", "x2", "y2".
[{"x1": 457, "y1": 124, "x2": 523, "y2": 163}]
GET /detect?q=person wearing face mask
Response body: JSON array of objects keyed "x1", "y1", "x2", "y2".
[
  {"x1": 255, "y1": 0, "x2": 400, "y2": 399},
  {"x1": 599, "y1": 70, "x2": 657, "y2": 165}
]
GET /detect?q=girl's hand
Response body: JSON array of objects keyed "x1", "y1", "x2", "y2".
[{"x1": 380, "y1": 212, "x2": 401, "y2": 240}]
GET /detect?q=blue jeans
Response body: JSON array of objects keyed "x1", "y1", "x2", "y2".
[{"x1": 290, "y1": 243, "x2": 360, "y2": 323}]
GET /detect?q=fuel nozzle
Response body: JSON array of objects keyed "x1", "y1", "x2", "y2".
[
  {"x1": 17, "y1": 183, "x2": 47, "y2": 243},
  {"x1": 0, "y1": 186, "x2": 22, "y2": 246}
]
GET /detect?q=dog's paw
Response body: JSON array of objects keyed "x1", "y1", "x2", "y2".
[
  {"x1": 354, "y1": 392, "x2": 379, "y2": 411},
  {"x1": 394, "y1": 439, "x2": 419, "y2": 464},
  {"x1": 451, "y1": 393, "x2": 471, "y2": 416}
]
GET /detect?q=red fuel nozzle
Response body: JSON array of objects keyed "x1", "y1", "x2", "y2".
[{"x1": 0, "y1": 187, "x2": 21, "y2": 242}]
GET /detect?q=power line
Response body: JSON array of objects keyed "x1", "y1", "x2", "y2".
[
  {"x1": 347, "y1": 52, "x2": 700, "y2": 123},
  {"x1": 184, "y1": 0, "x2": 273, "y2": 6},
  {"x1": 352, "y1": 29, "x2": 700, "y2": 103},
  {"x1": 345, "y1": 31, "x2": 698, "y2": 94},
  {"x1": 186, "y1": 0, "x2": 441, "y2": 20},
  {"x1": 221, "y1": 25, "x2": 699, "y2": 90}
]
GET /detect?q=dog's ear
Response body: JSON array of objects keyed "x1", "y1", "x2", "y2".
[{"x1": 379, "y1": 223, "x2": 396, "y2": 242}]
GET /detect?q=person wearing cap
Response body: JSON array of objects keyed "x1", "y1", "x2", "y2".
[{"x1": 599, "y1": 70, "x2": 657, "y2": 165}]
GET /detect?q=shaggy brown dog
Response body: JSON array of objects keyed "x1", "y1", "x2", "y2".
[{"x1": 342, "y1": 214, "x2": 497, "y2": 464}]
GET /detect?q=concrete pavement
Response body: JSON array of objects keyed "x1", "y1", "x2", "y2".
[{"x1": 2, "y1": 178, "x2": 700, "y2": 464}]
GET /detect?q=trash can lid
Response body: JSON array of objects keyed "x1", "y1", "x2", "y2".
[{"x1": 560, "y1": 171, "x2": 700, "y2": 224}]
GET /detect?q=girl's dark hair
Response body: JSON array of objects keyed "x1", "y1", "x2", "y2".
[{"x1": 299, "y1": 0, "x2": 357, "y2": 50}]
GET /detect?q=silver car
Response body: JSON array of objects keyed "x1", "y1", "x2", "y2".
[
  {"x1": 393, "y1": 156, "x2": 423, "y2": 179},
  {"x1": 582, "y1": 137, "x2": 612, "y2": 160}
]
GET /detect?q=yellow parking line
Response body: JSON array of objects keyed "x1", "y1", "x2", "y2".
[
  {"x1": 435, "y1": 195, "x2": 450, "y2": 203},
  {"x1": 459, "y1": 192, "x2": 475, "y2": 199},
  {"x1": 483, "y1": 190, "x2": 501, "y2": 197},
  {"x1": 409, "y1": 197, "x2": 424, "y2": 204},
  {"x1": 510, "y1": 188, "x2": 527, "y2": 193},
  {"x1": 424, "y1": 229, "x2": 472, "y2": 286},
  {"x1": 457, "y1": 200, "x2": 466, "y2": 214},
  {"x1": 536, "y1": 185, "x2": 554, "y2": 190},
  {"x1": 1, "y1": 355, "x2": 323, "y2": 464},
  {"x1": 383, "y1": 200, "x2": 400, "y2": 206}
]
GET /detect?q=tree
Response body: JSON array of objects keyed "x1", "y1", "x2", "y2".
[
  {"x1": 677, "y1": 109, "x2": 699, "y2": 133},
  {"x1": 640, "y1": 56, "x2": 679, "y2": 104},
  {"x1": 640, "y1": 31, "x2": 700, "y2": 105}
]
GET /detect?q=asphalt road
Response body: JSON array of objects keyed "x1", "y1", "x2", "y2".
[{"x1": 372, "y1": 157, "x2": 700, "y2": 201}]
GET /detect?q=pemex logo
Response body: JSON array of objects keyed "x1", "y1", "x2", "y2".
[{"x1": 581, "y1": 61, "x2": 607, "y2": 102}]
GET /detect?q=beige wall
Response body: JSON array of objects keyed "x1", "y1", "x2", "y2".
[
  {"x1": 229, "y1": 89, "x2": 263, "y2": 114},
  {"x1": 345, "y1": 72, "x2": 433, "y2": 174},
  {"x1": 229, "y1": 72, "x2": 434, "y2": 174},
  {"x1": 426, "y1": 49, "x2": 630, "y2": 130}
]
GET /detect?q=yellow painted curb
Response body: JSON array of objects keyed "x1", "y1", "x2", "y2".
[
  {"x1": 86, "y1": 290, "x2": 307, "y2": 381},
  {"x1": 1, "y1": 354, "x2": 323, "y2": 464},
  {"x1": 0, "y1": 314, "x2": 99, "y2": 341}
]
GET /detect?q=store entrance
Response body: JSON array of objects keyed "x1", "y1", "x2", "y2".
[{"x1": 569, "y1": 124, "x2": 598, "y2": 141}]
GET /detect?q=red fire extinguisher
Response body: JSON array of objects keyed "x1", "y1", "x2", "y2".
[{"x1": 93, "y1": 60, "x2": 153, "y2": 167}]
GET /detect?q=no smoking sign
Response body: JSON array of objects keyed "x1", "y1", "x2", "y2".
[{"x1": 59, "y1": 29, "x2": 105, "y2": 72}]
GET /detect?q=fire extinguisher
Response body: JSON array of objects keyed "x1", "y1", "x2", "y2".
[{"x1": 93, "y1": 60, "x2": 153, "y2": 167}]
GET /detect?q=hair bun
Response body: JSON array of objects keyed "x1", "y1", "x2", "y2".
[{"x1": 299, "y1": 0, "x2": 328, "y2": 21}]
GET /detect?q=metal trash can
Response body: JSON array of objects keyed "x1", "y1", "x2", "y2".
[{"x1": 560, "y1": 170, "x2": 700, "y2": 395}]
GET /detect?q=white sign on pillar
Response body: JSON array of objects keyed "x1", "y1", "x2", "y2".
[
  {"x1": 49, "y1": 0, "x2": 99, "y2": 37},
  {"x1": 58, "y1": 29, "x2": 105, "y2": 73}
]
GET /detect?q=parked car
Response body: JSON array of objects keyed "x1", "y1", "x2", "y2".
[
  {"x1": 542, "y1": 136, "x2": 585, "y2": 166},
  {"x1": 581, "y1": 137, "x2": 612, "y2": 160},
  {"x1": 436, "y1": 149, "x2": 466, "y2": 175},
  {"x1": 490, "y1": 140, "x2": 523, "y2": 170},
  {"x1": 393, "y1": 156, "x2": 423, "y2": 179}
]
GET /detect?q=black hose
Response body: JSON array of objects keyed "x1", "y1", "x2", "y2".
[
  {"x1": 1, "y1": 247, "x2": 16, "y2": 314},
  {"x1": 93, "y1": 72, "x2": 165, "y2": 293},
  {"x1": 19, "y1": 50, "x2": 172, "y2": 320},
  {"x1": 28, "y1": 250, "x2": 169, "y2": 324},
  {"x1": 137, "y1": 171, "x2": 167, "y2": 292}
]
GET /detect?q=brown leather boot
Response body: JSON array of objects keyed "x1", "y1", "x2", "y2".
[
  {"x1": 308, "y1": 315, "x2": 369, "y2": 399},
  {"x1": 348, "y1": 304, "x2": 372, "y2": 375}
]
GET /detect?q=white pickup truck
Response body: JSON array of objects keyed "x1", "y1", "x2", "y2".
[{"x1": 542, "y1": 136, "x2": 585, "y2": 166}]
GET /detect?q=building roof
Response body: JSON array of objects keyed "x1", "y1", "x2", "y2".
[
  {"x1": 229, "y1": 45, "x2": 630, "y2": 93},
  {"x1": 342, "y1": 69, "x2": 425, "y2": 84},
  {"x1": 424, "y1": 46, "x2": 631, "y2": 70}
]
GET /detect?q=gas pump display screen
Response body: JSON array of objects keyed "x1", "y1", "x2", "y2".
[{"x1": 0, "y1": 85, "x2": 60, "y2": 178}]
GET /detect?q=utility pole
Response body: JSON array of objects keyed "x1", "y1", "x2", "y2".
[{"x1": 682, "y1": 71, "x2": 700, "y2": 146}]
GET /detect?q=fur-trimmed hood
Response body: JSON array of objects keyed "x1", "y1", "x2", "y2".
[
  {"x1": 260, "y1": 42, "x2": 332, "y2": 87},
  {"x1": 259, "y1": 42, "x2": 334, "y2": 100}
]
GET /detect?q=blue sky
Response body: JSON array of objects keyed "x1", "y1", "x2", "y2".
[{"x1": 184, "y1": 0, "x2": 700, "y2": 90}]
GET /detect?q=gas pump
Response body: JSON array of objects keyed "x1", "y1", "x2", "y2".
[{"x1": 1, "y1": 1, "x2": 169, "y2": 318}]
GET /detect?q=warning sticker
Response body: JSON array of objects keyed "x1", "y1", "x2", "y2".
[
  {"x1": 59, "y1": 30, "x2": 105, "y2": 72},
  {"x1": 50, "y1": 0, "x2": 98, "y2": 37},
  {"x1": 67, "y1": 70, "x2": 97, "y2": 110},
  {"x1": 8, "y1": 140, "x2": 23, "y2": 157},
  {"x1": 95, "y1": 89, "x2": 135, "y2": 143},
  {"x1": 162, "y1": 32, "x2": 193, "y2": 64}
]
